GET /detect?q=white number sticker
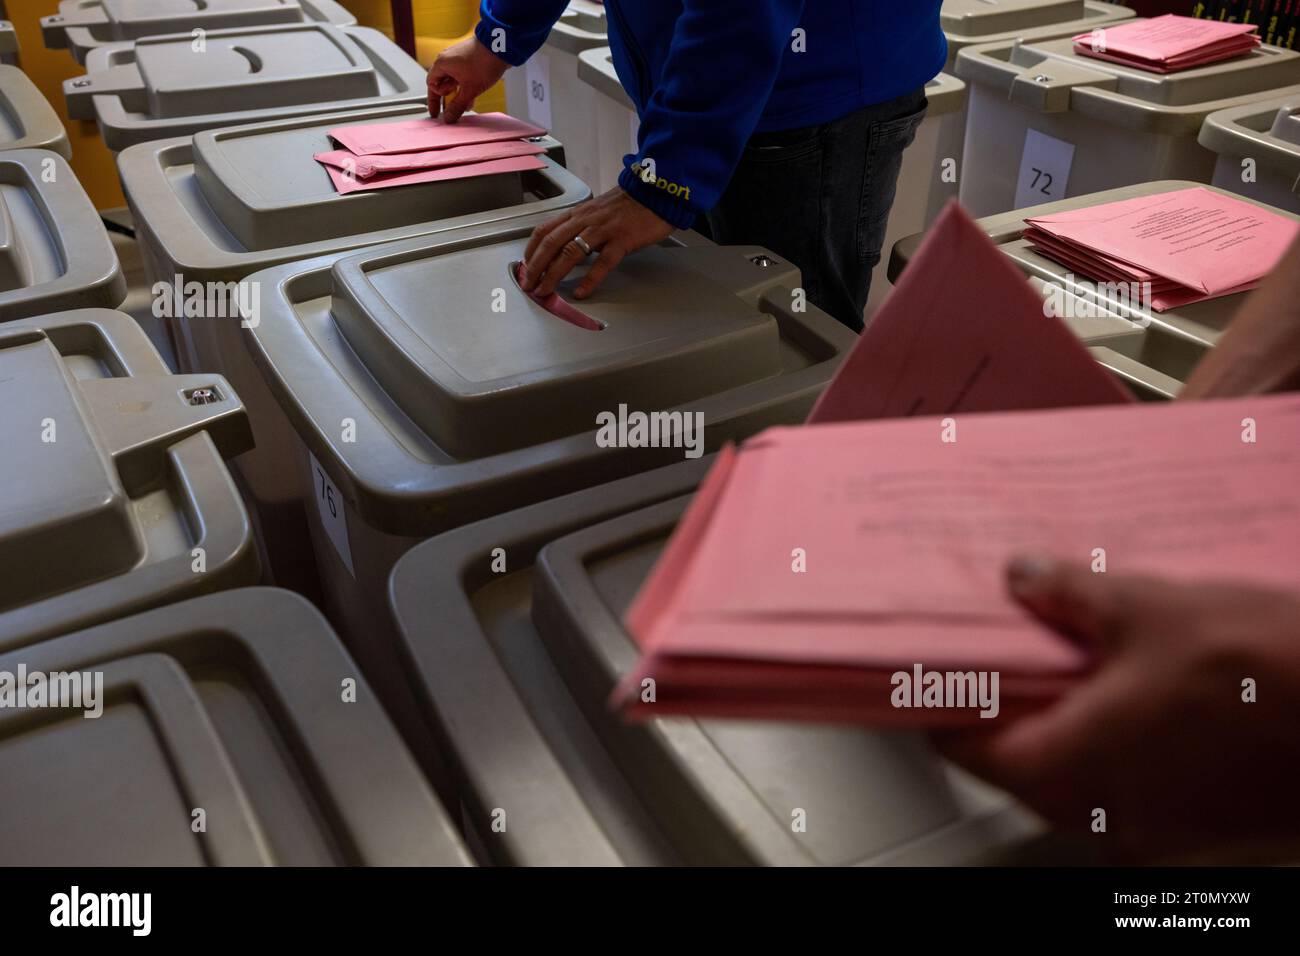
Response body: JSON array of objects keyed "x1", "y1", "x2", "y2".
[
  {"x1": 1014, "y1": 129, "x2": 1075, "y2": 209},
  {"x1": 525, "y1": 53, "x2": 552, "y2": 130},
  {"x1": 309, "y1": 452, "x2": 354, "y2": 577}
]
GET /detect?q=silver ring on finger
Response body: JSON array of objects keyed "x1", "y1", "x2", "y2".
[{"x1": 571, "y1": 234, "x2": 594, "y2": 257}]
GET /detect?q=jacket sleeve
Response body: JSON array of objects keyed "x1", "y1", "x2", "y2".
[
  {"x1": 474, "y1": 0, "x2": 572, "y2": 67},
  {"x1": 618, "y1": 0, "x2": 807, "y2": 229}
]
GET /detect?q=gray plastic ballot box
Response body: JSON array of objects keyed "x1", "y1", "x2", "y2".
[
  {"x1": 0, "y1": 150, "x2": 125, "y2": 323},
  {"x1": 63, "y1": 22, "x2": 427, "y2": 151},
  {"x1": 388, "y1": 459, "x2": 1042, "y2": 866},
  {"x1": 0, "y1": 587, "x2": 471, "y2": 865},
  {"x1": 0, "y1": 68, "x2": 72, "y2": 158},
  {"x1": 956, "y1": 24, "x2": 1300, "y2": 217},
  {"x1": 888, "y1": 182, "x2": 1300, "y2": 397},
  {"x1": 119, "y1": 102, "x2": 588, "y2": 598},
  {"x1": 240, "y1": 230, "x2": 858, "y2": 796},
  {"x1": 0, "y1": 308, "x2": 258, "y2": 649},
  {"x1": 42, "y1": 0, "x2": 358, "y2": 64}
]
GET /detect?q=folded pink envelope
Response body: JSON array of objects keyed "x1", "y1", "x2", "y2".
[
  {"x1": 806, "y1": 201, "x2": 1132, "y2": 426},
  {"x1": 315, "y1": 139, "x2": 546, "y2": 179},
  {"x1": 322, "y1": 154, "x2": 546, "y2": 195},
  {"x1": 1023, "y1": 187, "x2": 1298, "y2": 307},
  {"x1": 614, "y1": 394, "x2": 1300, "y2": 725},
  {"x1": 327, "y1": 112, "x2": 546, "y2": 156},
  {"x1": 1073, "y1": 15, "x2": 1259, "y2": 73}
]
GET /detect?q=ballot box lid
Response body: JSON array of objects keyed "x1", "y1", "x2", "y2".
[
  {"x1": 0, "y1": 308, "x2": 258, "y2": 651},
  {"x1": 244, "y1": 227, "x2": 856, "y2": 536},
  {"x1": 942, "y1": 0, "x2": 1134, "y2": 57},
  {"x1": 0, "y1": 150, "x2": 125, "y2": 323},
  {"x1": 956, "y1": 23, "x2": 1300, "y2": 130},
  {"x1": 118, "y1": 102, "x2": 587, "y2": 278},
  {"x1": 1199, "y1": 91, "x2": 1300, "y2": 181},
  {"x1": 388, "y1": 458, "x2": 1041, "y2": 866},
  {"x1": 888, "y1": 181, "x2": 1300, "y2": 394},
  {"x1": 64, "y1": 24, "x2": 426, "y2": 151},
  {"x1": 0, "y1": 68, "x2": 72, "y2": 159},
  {"x1": 42, "y1": 0, "x2": 357, "y2": 64},
  {"x1": 0, "y1": 587, "x2": 471, "y2": 866}
]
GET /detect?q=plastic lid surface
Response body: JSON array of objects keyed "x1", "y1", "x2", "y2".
[
  {"x1": 0, "y1": 68, "x2": 72, "y2": 159},
  {"x1": 0, "y1": 587, "x2": 471, "y2": 865},
  {"x1": 389, "y1": 460, "x2": 1038, "y2": 866},
  {"x1": 0, "y1": 309, "x2": 258, "y2": 648}
]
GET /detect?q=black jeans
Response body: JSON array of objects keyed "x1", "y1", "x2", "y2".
[{"x1": 706, "y1": 89, "x2": 928, "y2": 333}]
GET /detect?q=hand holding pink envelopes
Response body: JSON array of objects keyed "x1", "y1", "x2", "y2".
[
  {"x1": 611, "y1": 203, "x2": 1300, "y2": 727},
  {"x1": 1074, "y1": 15, "x2": 1261, "y2": 73},
  {"x1": 1022, "y1": 187, "x2": 1299, "y2": 312},
  {"x1": 315, "y1": 112, "x2": 548, "y2": 195}
]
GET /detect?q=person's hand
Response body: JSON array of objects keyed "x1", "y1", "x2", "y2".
[
  {"x1": 1180, "y1": 233, "x2": 1300, "y2": 399},
  {"x1": 427, "y1": 37, "x2": 508, "y2": 123},
  {"x1": 519, "y1": 188, "x2": 676, "y2": 299},
  {"x1": 937, "y1": 557, "x2": 1300, "y2": 863}
]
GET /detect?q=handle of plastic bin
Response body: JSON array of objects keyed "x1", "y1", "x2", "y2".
[
  {"x1": 1197, "y1": 99, "x2": 1300, "y2": 184},
  {"x1": 955, "y1": 41, "x2": 1116, "y2": 113},
  {"x1": 1088, "y1": 346, "x2": 1183, "y2": 400},
  {"x1": 77, "y1": 373, "x2": 255, "y2": 492},
  {"x1": 39, "y1": 14, "x2": 71, "y2": 50},
  {"x1": 63, "y1": 64, "x2": 141, "y2": 120}
]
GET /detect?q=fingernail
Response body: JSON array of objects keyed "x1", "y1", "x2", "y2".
[{"x1": 1006, "y1": 554, "x2": 1055, "y2": 596}]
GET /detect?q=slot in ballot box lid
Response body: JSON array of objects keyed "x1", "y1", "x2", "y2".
[
  {"x1": 42, "y1": 0, "x2": 357, "y2": 64},
  {"x1": 0, "y1": 150, "x2": 125, "y2": 324},
  {"x1": 0, "y1": 309, "x2": 258, "y2": 650},
  {"x1": 63, "y1": 23, "x2": 426, "y2": 150},
  {"x1": 243, "y1": 228, "x2": 857, "y2": 537},
  {"x1": 0, "y1": 587, "x2": 471, "y2": 865},
  {"x1": 389, "y1": 459, "x2": 1042, "y2": 866},
  {"x1": 0, "y1": 69, "x2": 72, "y2": 159}
]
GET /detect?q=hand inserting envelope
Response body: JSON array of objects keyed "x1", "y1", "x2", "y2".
[{"x1": 611, "y1": 203, "x2": 1300, "y2": 727}]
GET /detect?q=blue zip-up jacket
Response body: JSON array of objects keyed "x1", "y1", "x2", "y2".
[{"x1": 476, "y1": 2, "x2": 945, "y2": 229}]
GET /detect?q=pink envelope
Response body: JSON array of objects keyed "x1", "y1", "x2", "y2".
[
  {"x1": 806, "y1": 201, "x2": 1133, "y2": 425},
  {"x1": 1024, "y1": 187, "x2": 1299, "y2": 297},
  {"x1": 315, "y1": 139, "x2": 546, "y2": 179},
  {"x1": 322, "y1": 154, "x2": 546, "y2": 195},
  {"x1": 327, "y1": 112, "x2": 546, "y2": 156},
  {"x1": 1076, "y1": 14, "x2": 1258, "y2": 61},
  {"x1": 615, "y1": 394, "x2": 1300, "y2": 724}
]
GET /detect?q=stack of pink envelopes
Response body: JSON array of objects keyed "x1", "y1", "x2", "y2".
[
  {"x1": 1023, "y1": 187, "x2": 1299, "y2": 312},
  {"x1": 609, "y1": 202, "x2": 1300, "y2": 728},
  {"x1": 1073, "y1": 15, "x2": 1261, "y2": 73},
  {"x1": 316, "y1": 112, "x2": 549, "y2": 195}
]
